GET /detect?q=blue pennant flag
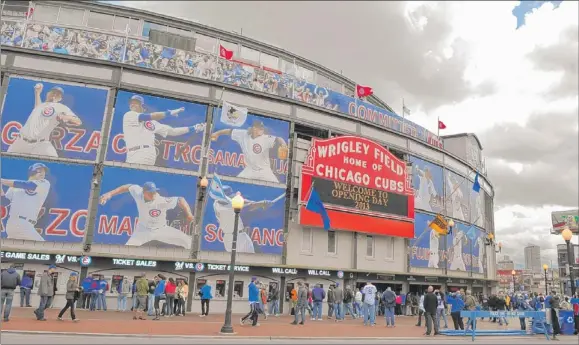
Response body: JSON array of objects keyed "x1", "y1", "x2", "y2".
[
  {"x1": 472, "y1": 172, "x2": 481, "y2": 193},
  {"x1": 306, "y1": 187, "x2": 331, "y2": 231}
]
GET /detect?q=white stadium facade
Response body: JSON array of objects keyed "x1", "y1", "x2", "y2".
[{"x1": 0, "y1": 1, "x2": 497, "y2": 313}]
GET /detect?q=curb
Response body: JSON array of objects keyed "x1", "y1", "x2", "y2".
[{"x1": 0, "y1": 330, "x2": 544, "y2": 341}]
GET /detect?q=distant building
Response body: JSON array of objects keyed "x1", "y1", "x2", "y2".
[
  {"x1": 498, "y1": 255, "x2": 515, "y2": 270},
  {"x1": 557, "y1": 243, "x2": 579, "y2": 295},
  {"x1": 524, "y1": 245, "x2": 542, "y2": 272}
]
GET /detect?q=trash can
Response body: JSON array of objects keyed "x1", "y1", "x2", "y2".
[{"x1": 559, "y1": 310, "x2": 575, "y2": 335}]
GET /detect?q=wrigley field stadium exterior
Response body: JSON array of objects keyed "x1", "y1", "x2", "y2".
[{"x1": 0, "y1": 0, "x2": 497, "y2": 314}]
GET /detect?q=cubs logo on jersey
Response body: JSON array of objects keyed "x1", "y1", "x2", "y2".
[
  {"x1": 149, "y1": 209, "x2": 161, "y2": 217},
  {"x1": 252, "y1": 143, "x2": 262, "y2": 154},
  {"x1": 144, "y1": 121, "x2": 156, "y2": 131},
  {"x1": 42, "y1": 106, "x2": 55, "y2": 117}
]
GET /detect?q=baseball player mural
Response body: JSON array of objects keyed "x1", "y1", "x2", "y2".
[
  {"x1": 449, "y1": 229, "x2": 467, "y2": 271},
  {"x1": 475, "y1": 232, "x2": 485, "y2": 274},
  {"x1": 99, "y1": 181, "x2": 194, "y2": 249},
  {"x1": 428, "y1": 229, "x2": 440, "y2": 268},
  {"x1": 6, "y1": 83, "x2": 82, "y2": 157},
  {"x1": 446, "y1": 172, "x2": 467, "y2": 221},
  {"x1": 415, "y1": 165, "x2": 437, "y2": 212},
  {"x1": 121, "y1": 95, "x2": 205, "y2": 165},
  {"x1": 0, "y1": 163, "x2": 50, "y2": 241},
  {"x1": 211, "y1": 119, "x2": 289, "y2": 183},
  {"x1": 203, "y1": 174, "x2": 286, "y2": 254}
]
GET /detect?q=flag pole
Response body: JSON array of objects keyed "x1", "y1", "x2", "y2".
[
  {"x1": 402, "y1": 98, "x2": 406, "y2": 134},
  {"x1": 354, "y1": 84, "x2": 358, "y2": 119},
  {"x1": 437, "y1": 116, "x2": 440, "y2": 137}
]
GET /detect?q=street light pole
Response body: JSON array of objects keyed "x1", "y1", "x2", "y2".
[
  {"x1": 511, "y1": 270, "x2": 516, "y2": 293},
  {"x1": 562, "y1": 227, "x2": 576, "y2": 296},
  {"x1": 543, "y1": 264, "x2": 548, "y2": 296},
  {"x1": 220, "y1": 193, "x2": 245, "y2": 334}
]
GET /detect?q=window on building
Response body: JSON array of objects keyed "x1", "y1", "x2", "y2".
[
  {"x1": 344, "y1": 86, "x2": 355, "y2": 98},
  {"x1": 56, "y1": 7, "x2": 85, "y2": 26},
  {"x1": 215, "y1": 280, "x2": 226, "y2": 298},
  {"x1": 366, "y1": 235, "x2": 375, "y2": 258},
  {"x1": 327, "y1": 231, "x2": 337, "y2": 255},
  {"x1": 113, "y1": 16, "x2": 140, "y2": 35},
  {"x1": 87, "y1": 11, "x2": 114, "y2": 30},
  {"x1": 295, "y1": 123, "x2": 328, "y2": 141},
  {"x1": 240, "y1": 45, "x2": 260, "y2": 63},
  {"x1": 142, "y1": 21, "x2": 166, "y2": 37},
  {"x1": 281, "y1": 59, "x2": 297, "y2": 76},
  {"x1": 1, "y1": 0, "x2": 29, "y2": 18},
  {"x1": 385, "y1": 237, "x2": 394, "y2": 260},
  {"x1": 31, "y1": 4, "x2": 59, "y2": 22},
  {"x1": 195, "y1": 279, "x2": 206, "y2": 297},
  {"x1": 316, "y1": 73, "x2": 341, "y2": 92},
  {"x1": 296, "y1": 65, "x2": 315, "y2": 82},
  {"x1": 260, "y1": 52, "x2": 279, "y2": 70},
  {"x1": 219, "y1": 40, "x2": 238, "y2": 58},
  {"x1": 167, "y1": 26, "x2": 195, "y2": 38},
  {"x1": 234, "y1": 281, "x2": 244, "y2": 298},
  {"x1": 301, "y1": 228, "x2": 313, "y2": 253},
  {"x1": 195, "y1": 33, "x2": 217, "y2": 53}
]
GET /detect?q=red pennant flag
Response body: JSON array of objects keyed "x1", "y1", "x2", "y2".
[
  {"x1": 356, "y1": 84, "x2": 373, "y2": 98},
  {"x1": 438, "y1": 120, "x2": 447, "y2": 130},
  {"x1": 219, "y1": 45, "x2": 233, "y2": 60}
]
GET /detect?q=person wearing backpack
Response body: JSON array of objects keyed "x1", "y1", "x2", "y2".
[
  {"x1": 382, "y1": 287, "x2": 396, "y2": 327},
  {"x1": 343, "y1": 285, "x2": 356, "y2": 319}
]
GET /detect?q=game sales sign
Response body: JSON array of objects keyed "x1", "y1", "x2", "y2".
[{"x1": 299, "y1": 136, "x2": 414, "y2": 238}]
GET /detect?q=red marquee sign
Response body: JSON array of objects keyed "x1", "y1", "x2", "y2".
[{"x1": 299, "y1": 136, "x2": 415, "y2": 238}]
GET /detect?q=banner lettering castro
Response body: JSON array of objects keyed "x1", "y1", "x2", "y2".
[{"x1": 299, "y1": 136, "x2": 414, "y2": 237}]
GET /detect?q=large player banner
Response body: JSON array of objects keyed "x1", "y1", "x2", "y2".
[
  {"x1": 0, "y1": 156, "x2": 92, "y2": 243},
  {"x1": 444, "y1": 169, "x2": 471, "y2": 223},
  {"x1": 105, "y1": 91, "x2": 207, "y2": 171},
  {"x1": 409, "y1": 155, "x2": 444, "y2": 214},
  {"x1": 200, "y1": 177, "x2": 286, "y2": 255},
  {"x1": 94, "y1": 166, "x2": 198, "y2": 248},
  {"x1": 1, "y1": 77, "x2": 109, "y2": 161},
  {"x1": 299, "y1": 136, "x2": 414, "y2": 237},
  {"x1": 208, "y1": 108, "x2": 289, "y2": 184}
]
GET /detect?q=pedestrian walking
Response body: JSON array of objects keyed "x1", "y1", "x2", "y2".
[{"x1": 57, "y1": 272, "x2": 80, "y2": 322}]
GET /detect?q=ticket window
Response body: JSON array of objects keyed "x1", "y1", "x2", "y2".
[
  {"x1": 176, "y1": 278, "x2": 186, "y2": 286},
  {"x1": 52, "y1": 272, "x2": 60, "y2": 294},
  {"x1": 285, "y1": 283, "x2": 294, "y2": 302},
  {"x1": 111, "y1": 275, "x2": 123, "y2": 294},
  {"x1": 268, "y1": 281, "x2": 278, "y2": 294},
  {"x1": 234, "y1": 281, "x2": 244, "y2": 298},
  {"x1": 215, "y1": 280, "x2": 226, "y2": 298},
  {"x1": 23, "y1": 270, "x2": 36, "y2": 288},
  {"x1": 196, "y1": 279, "x2": 206, "y2": 299}
]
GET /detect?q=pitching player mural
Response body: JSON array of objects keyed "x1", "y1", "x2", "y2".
[
  {"x1": 106, "y1": 91, "x2": 207, "y2": 171},
  {"x1": 0, "y1": 157, "x2": 93, "y2": 243},
  {"x1": 94, "y1": 166, "x2": 197, "y2": 247},
  {"x1": 445, "y1": 170, "x2": 469, "y2": 222},
  {"x1": 1, "y1": 78, "x2": 108, "y2": 161},
  {"x1": 410, "y1": 156, "x2": 444, "y2": 214},
  {"x1": 449, "y1": 227, "x2": 467, "y2": 271},
  {"x1": 208, "y1": 104, "x2": 290, "y2": 184},
  {"x1": 201, "y1": 175, "x2": 286, "y2": 255},
  {"x1": 99, "y1": 181, "x2": 194, "y2": 249},
  {"x1": 475, "y1": 230, "x2": 485, "y2": 274}
]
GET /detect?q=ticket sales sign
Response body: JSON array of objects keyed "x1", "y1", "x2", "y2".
[{"x1": 299, "y1": 136, "x2": 414, "y2": 238}]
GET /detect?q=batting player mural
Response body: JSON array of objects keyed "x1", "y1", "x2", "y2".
[
  {"x1": 1, "y1": 77, "x2": 109, "y2": 161},
  {"x1": 201, "y1": 175, "x2": 286, "y2": 255},
  {"x1": 106, "y1": 91, "x2": 207, "y2": 171},
  {"x1": 448, "y1": 223, "x2": 468, "y2": 272},
  {"x1": 0, "y1": 157, "x2": 93, "y2": 243},
  {"x1": 445, "y1": 170, "x2": 470, "y2": 222},
  {"x1": 208, "y1": 106, "x2": 290, "y2": 184},
  {"x1": 94, "y1": 166, "x2": 197, "y2": 249}
]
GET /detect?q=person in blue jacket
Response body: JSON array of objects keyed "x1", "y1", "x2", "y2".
[
  {"x1": 447, "y1": 292, "x2": 465, "y2": 330},
  {"x1": 152, "y1": 274, "x2": 166, "y2": 321},
  {"x1": 199, "y1": 281, "x2": 213, "y2": 317},
  {"x1": 240, "y1": 277, "x2": 260, "y2": 326},
  {"x1": 514, "y1": 294, "x2": 531, "y2": 331}
]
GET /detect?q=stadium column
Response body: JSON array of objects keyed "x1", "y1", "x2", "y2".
[
  {"x1": 186, "y1": 96, "x2": 215, "y2": 312},
  {"x1": 281, "y1": 124, "x2": 296, "y2": 267},
  {"x1": 79, "y1": 85, "x2": 118, "y2": 281}
]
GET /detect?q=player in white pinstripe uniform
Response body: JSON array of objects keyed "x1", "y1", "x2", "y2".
[
  {"x1": 99, "y1": 182, "x2": 194, "y2": 249},
  {"x1": 7, "y1": 83, "x2": 82, "y2": 157},
  {"x1": 1, "y1": 163, "x2": 50, "y2": 241},
  {"x1": 121, "y1": 95, "x2": 205, "y2": 165}
]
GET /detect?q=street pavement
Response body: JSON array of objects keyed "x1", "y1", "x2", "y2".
[
  {"x1": 1, "y1": 333, "x2": 577, "y2": 344},
  {"x1": 1, "y1": 307, "x2": 577, "y2": 343}
]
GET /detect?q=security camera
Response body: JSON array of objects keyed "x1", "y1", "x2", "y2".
[{"x1": 92, "y1": 178, "x2": 99, "y2": 186}]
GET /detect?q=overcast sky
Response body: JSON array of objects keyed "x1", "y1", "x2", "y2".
[{"x1": 117, "y1": 1, "x2": 578, "y2": 266}]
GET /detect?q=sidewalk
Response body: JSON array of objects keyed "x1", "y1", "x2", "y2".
[{"x1": 0, "y1": 307, "x2": 554, "y2": 338}]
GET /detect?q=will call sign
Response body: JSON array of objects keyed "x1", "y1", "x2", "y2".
[{"x1": 299, "y1": 136, "x2": 415, "y2": 238}]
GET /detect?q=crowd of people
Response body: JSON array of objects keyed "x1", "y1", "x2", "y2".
[{"x1": 1, "y1": 265, "x2": 578, "y2": 337}]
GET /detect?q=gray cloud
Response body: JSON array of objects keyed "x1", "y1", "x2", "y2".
[
  {"x1": 497, "y1": 224, "x2": 560, "y2": 267},
  {"x1": 121, "y1": 1, "x2": 493, "y2": 111},
  {"x1": 528, "y1": 25, "x2": 579, "y2": 99},
  {"x1": 479, "y1": 109, "x2": 579, "y2": 208}
]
